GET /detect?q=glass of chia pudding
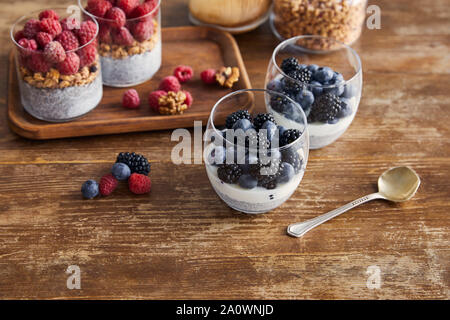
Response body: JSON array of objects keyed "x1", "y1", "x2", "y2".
[
  {"x1": 79, "y1": 0, "x2": 161, "y2": 87},
  {"x1": 11, "y1": 8, "x2": 102, "y2": 122},
  {"x1": 204, "y1": 89, "x2": 309, "y2": 214},
  {"x1": 265, "y1": 35, "x2": 362, "y2": 149}
]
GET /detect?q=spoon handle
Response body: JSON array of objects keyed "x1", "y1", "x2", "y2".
[{"x1": 287, "y1": 193, "x2": 383, "y2": 238}]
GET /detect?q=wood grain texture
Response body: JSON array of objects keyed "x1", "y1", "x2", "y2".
[
  {"x1": 8, "y1": 26, "x2": 251, "y2": 139},
  {"x1": 0, "y1": 0, "x2": 449, "y2": 299}
]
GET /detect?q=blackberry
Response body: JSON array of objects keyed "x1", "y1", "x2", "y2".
[
  {"x1": 250, "y1": 159, "x2": 281, "y2": 181},
  {"x1": 270, "y1": 95, "x2": 289, "y2": 113},
  {"x1": 116, "y1": 152, "x2": 151, "y2": 175},
  {"x1": 294, "y1": 68, "x2": 312, "y2": 84},
  {"x1": 280, "y1": 129, "x2": 302, "y2": 147},
  {"x1": 225, "y1": 110, "x2": 251, "y2": 129},
  {"x1": 247, "y1": 130, "x2": 270, "y2": 151},
  {"x1": 280, "y1": 57, "x2": 300, "y2": 74},
  {"x1": 217, "y1": 164, "x2": 243, "y2": 184},
  {"x1": 283, "y1": 77, "x2": 302, "y2": 95},
  {"x1": 281, "y1": 148, "x2": 302, "y2": 173},
  {"x1": 309, "y1": 93, "x2": 343, "y2": 122},
  {"x1": 253, "y1": 113, "x2": 276, "y2": 130}
]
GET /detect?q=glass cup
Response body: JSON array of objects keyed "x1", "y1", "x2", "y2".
[
  {"x1": 11, "y1": 8, "x2": 102, "y2": 122},
  {"x1": 204, "y1": 89, "x2": 309, "y2": 214},
  {"x1": 265, "y1": 35, "x2": 362, "y2": 149},
  {"x1": 79, "y1": 0, "x2": 161, "y2": 87}
]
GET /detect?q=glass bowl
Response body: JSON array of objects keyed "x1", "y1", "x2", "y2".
[
  {"x1": 265, "y1": 35, "x2": 362, "y2": 149},
  {"x1": 11, "y1": 8, "x2": 102, "y2": 122},
  {"x1": 79, "y1": 0, "x2": 161, "y2": 87},
  {"x1": 204, "y1": 89, "x2": 309, "y2": 214}
]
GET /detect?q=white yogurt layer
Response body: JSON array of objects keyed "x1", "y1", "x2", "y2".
[
  {"x1": 101, "y1": 40, "x2": 162, "y2": 87},
  {"x1": 19, "y1": 73, "x2": 103, "y2": 122}
]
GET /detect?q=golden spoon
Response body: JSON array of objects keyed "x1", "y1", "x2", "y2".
[{"x1": 287, "y1": 166, "x2": 421, "y2": 238}]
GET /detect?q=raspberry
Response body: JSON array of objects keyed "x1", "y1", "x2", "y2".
[
  {"x1": 98, "y1": 25, "x2": 112, "y2": 43},
  {"x1": 40, "y1": 18, "x2": 62, "y2": 37},
  {"x1": 58, "y1": 52, "x2": 80, "y2": 75},
  {"x1": 77, "y1": 20, "x2": 97, "y2": 45},
  {"x1": 87, "y1": 0, "x2": 113, "y2": 17},
  {"x1": 173, "y1": 65, "x2": 193, "y2": 83},
  {"x1": 117, "y1": 0, "x2": 139, "y2": 16},
  {"x1": 129, "y1": 2, "x2": 154, "y2": 19},
  {"x1": 44, "y1": 41, "x2": 66, "y2": 63},
  {"x1": 99, "y1": 173, "x2": 118, "y2": 196},
  {"x1": 130, "y1": 20, "x2": 153, "y2": 42},
  {"x1": 28, "y1": 53, "x2": 51, "y2": 73},
  {"x1": 61, "y1": 17, "x2": 81, "y2": 31},
  {"x1": 38, "y1": 9, "x2": 59, "y2": 21},
  {"x1": 23, "y1": 19, "x2": 41, "y2": 39},
  {"x1": 78, "y1": 43, "x2": 97, "y2": 67},
  {"x1": 122, "y1": 89, "x2": 140, "y2": 109},
  {"x1": 183, "y1": 90, "x2": 193, "y2": 108},
  {"x1": 159, "y1": 76, "x2": 181, "y2": 92},
  {"x1": 55, "y1": 30, "x2": 79, "y2": 51},
  {"x1": 128, "y1": 173, "x2": 151, "y2": 195},
  {"x1": 113, "y1": 27, "x2": 134, "y2": 46},
  {"x1": 148, "y1": 90, "x2": 167, "y2": 112},
  {"x1": 200, "y1": 69, "x2": 216, "y2": 84},
  {"x1": 36, "y1": 32, "x2": 53, "y2": 48},
  {"x1": 105, "y1": 7, "x2": 126, "y2": 28},
  {"x1": 18, "y1": 38, "x2": 38, "y2": 57},
  {"x1": 14, "y1": 30, "x2": 25, "y2": 42}
]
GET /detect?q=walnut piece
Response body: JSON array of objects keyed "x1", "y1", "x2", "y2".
[
  {"x1": 158, "y1": 91, "x2": 188, "y2": 115},
  {"x1": 216, "y1": 66, "x2": 240, "y2": 88}
]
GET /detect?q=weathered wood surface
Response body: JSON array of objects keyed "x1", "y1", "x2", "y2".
[{"x1": 0, "y1": 0, "x2": 448, "y2": 299}]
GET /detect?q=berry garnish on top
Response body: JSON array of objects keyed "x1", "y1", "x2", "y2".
[
  {"x1": 308, "y1": 93, "x2": 343, "y2": 123},
  {"x1": 225, "y1": 110, "x2": 252, "y2": 129},
  {"x1": 253, "y1": 113, "x2": 277, "y2": 131},
  {"x1": 280, "y1": 129, "x2": 302, "y2": 147}
]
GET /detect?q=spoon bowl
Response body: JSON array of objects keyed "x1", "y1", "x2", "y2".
[{"x1": 378, "y1": 166, "x2": 421, "y2": 202}]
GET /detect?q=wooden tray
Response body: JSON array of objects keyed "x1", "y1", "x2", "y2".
[{"x1": 7, "y1": 26, "x2": 252, "y2": 140}]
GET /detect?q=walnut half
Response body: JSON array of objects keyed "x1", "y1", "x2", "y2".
[
  {"x1": 158, "y1": 91, "x2": 188, "y2": 115},
  {"x1": 216, "y1": 66, "x2": 240, "y2": 88}
]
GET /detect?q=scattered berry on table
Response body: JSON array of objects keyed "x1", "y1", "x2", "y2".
[
  {"x1": 39, "y1": 18, "x2": 62, "y2": 37},
  {"x1": 200, "y1": 69, "x2": 216, "y2": 84},
  {"x1": 99, "y1": 173, "x2": 118, "y2": 196},
  {"x1": 148, "y1": 90, "x2": 167, "y2": 112},
  {"x1": 57, "y1": 51, "x2": 80, "y2": 75},
  {"x1": 130, "y1": 20, "x2": 153, "y2": 42},
  {"x1": 173, "y1": 65, "x2": 193, "y2": 83},
  {"x1": 81, "y1": 180, "x2": 99, "y2": 199},
  {"x1": 36, "y1": 32, "x2": 53, "y2": 49},
  {"x1": 18, "y1": 39, "x2": 38, "y2": 57},
  {"x1": 122, "y1": 89, "x2": 141, "y2": 109},
  {"x1": 159, "y1": 76, "x2": 181, "y2": 92},
  {"x1": 111, "y1": 162, "x2": 132, "y2": 181},
  {"x1": 280, "y1": 129, "x2": 302, "y2": 147},
  {"x1": 253, "y1": 113, "x2": 276, "y2": 131},
  {"x1": 28, "y1": 53, "x2": 50, "y2": 73},
  {"x1": 116, "y1": 152, "x2": 151, "y2": 175},
  {"x1": 87, "y1": 0, "x2": 113, "y2": 18},
  {"x1": 218, "y1": 164, "x2": 243, "y2": 184},
  {"x1": 308, "y1": 93, "x2": 343, "y2": 122},
  {"x1": 78, "y1": 43, "x2": 97, "y2": 67},
  {"x1": 23, "y1": 19, "x2": 41, "y2": 39},
  {"x1": 183, "y1": 90, "x2": 193, "y2": 108},
  {"x1": 39, "y1": 9, "x2": 59, "y2": 21},
  {"x1": 128, "y1": 173, "x2": 151, "y2": 194},
  {"x1": 117, "y1": 0, "x2": 140, "y2": 16},
  {"x1": 77, "y1": 20, "x2": 97, "y2": 45},
  {"x1": 225, "y1": 110, "x2": 251, "y2": 129},
  {"x1": 105, "y1": 7, "x2": 126, "y2": 28},
  {"x1": 43, "y1": 41, "x2": 66, "y2": 63}
]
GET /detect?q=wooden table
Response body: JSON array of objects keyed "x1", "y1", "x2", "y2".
[{"x1": 0, "y1": 0, "x2": 448, "y2": 299}]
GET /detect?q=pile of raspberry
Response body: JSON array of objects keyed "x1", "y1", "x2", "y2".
[
  {"x1": 14, "y1": 9, "x2": 98, "y2": 75},
  {"x1": 85, "y1": 0, "x2": 158, "y2": 46},
  {"x1": 81, "y1": 152, "x2": 152, "y2": 199}
]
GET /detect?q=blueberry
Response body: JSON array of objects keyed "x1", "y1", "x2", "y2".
[
  {"x1": 282, "y1": 102, "x2": 302, "y2": 122},
  {"x1": 338, "y1": 98, "x2": 353, "y2": 118},
  {"x1": 325, "y1": 84, "x2": 344, "y2": 96},
  {"x1": 208, "y1": 145, "x2": 226, "y2": 165},
  {"x1": 266, "y1": 79, "x2": 283, "y2": 92},
  {"x1": 239, "y1": 153, "x2": 258, "y2": 173},
  {"x1": 309, "y1": 81, "x2": 323, "y2": 97},
  {"x1": 298, "y1": 64, "x2": 307, "y2": 70},
  {"x1": 342, "y1": 83, "x2": 357, "y2": 98},
  {"x1": 277, "y1": 125, "x2": 287, "y2": 137},
  {"x1": 332, "y1": 72, "x2": 344, "y2": 84},
  {"x1": 81, "y1": 180, "x2": 99, "y2": 199},
  {"x1": 268, "y1": 149, "x2": 282, "y2": 161},
  {"x1": 232, "y1": 118, "x2": 253, "y2": 132},
  {"x1": 238, "y1": 174, "x2": 258, "y2": 189},
  {"x1": 111, "y1": 163, "x2": 131, "y2": 181},
  {"x1": 261, "y1": 120, "x2": 277, "y2": 142},
  {"x1": 313, "y1": 67, "x2": 334, "y2": 83},
  {"x1": 296, "y1": 89, "x2": 315, "y2": 109},
  {"x1": 277, "y1": 163, "x2": 295, "y2": 184},
  {"x1": 307, "y1": 64, "x2": 319, "y2": 73}
]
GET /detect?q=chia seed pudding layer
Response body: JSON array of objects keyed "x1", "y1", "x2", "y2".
[
  {"x1": 100, "y1": 41, "x2": 162, "y2": 87},
  {"x1": 19, "y1": 73, "x2": 103, "y2": 122}
]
